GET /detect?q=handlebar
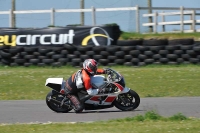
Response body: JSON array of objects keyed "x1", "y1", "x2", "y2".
[{"x1": 105, "y1": 68, "x2": 122, "y2": 83}]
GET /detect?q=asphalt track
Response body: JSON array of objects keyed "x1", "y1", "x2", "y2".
[{"x1": 0, "y1": 97, "x2": 200, "y2": 124}]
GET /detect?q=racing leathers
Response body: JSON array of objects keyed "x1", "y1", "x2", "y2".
[{"x1": 63, "y1": 68, "x2": 106, "y2": 113}]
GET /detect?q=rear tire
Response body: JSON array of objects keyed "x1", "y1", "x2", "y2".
[
  {"x1": 114, "y1": 90, "x2": 140, "y2": 111},
  {"x1": 46, "y1": 91, "x2": 72, "y2": 113}
]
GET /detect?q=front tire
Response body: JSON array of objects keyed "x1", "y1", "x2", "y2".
[
  {"x1": 46, "y1": 90, "x2": 72, "y2": 113},
  {"x1": 114, "y1": 89, "x2": 140, "y2": 111}
]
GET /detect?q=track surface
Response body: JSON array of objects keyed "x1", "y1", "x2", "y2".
[{"x1": 0, "y1": 97, "x2": 200, "y2": 124}]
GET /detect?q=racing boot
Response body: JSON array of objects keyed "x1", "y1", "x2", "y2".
[{"x1": 67, "y1": 94, "x2": 84, "y2": 113}]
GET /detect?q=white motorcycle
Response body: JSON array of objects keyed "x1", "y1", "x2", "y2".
[{"x1": 45, "y1": 68, "x2": 140, "y2": 113}]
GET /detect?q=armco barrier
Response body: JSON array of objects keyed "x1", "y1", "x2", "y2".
[{"x1": 0, "y1": 41, "x2": 200, "y2": 67}]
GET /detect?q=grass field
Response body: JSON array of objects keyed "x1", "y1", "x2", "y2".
[
  {"x1": 1, "y1": 120, "x2": 200, "y2": 133},
  {"x1": 0, "y1": 64, "x2": 200, "y2": 100}
]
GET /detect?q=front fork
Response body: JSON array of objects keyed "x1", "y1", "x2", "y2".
[{"x1": 117, "y1": 87, "x2": 131, "y2": 103}]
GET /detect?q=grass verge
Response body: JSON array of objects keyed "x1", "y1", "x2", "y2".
[
  {"x1": 120, "y1": 32, "x2": 200, "y2": 40},
  {"x1": 0, "y1": 111, "x2": 199, "y2": 133}
]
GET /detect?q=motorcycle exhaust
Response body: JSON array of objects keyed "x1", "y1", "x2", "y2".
[{"x1": 48, "y1": 96, "x2": 70, "y2": 109}]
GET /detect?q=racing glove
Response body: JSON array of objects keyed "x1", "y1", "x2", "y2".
[
  {"x1": 98, "y1": 88, "x2": 106, "y2": 94},
  {"x1": 103, "y1": 68, "x2": 111, "y2": 74}
]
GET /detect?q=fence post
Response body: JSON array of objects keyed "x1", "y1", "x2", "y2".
[
  {"x1": 135, "y1": 5, "x2": 140, "y2": 33},
  {"x1": 50, "y1": 8, "x2": 55, "y2": 26},
  {"x1": 154, "y1": 12, "x2": 158, "y2": 33},
  {"x1": 9, "y1": 9, "x2": 13, "y2": 28},
  {"x1": 148, "y1": 0, "x2": 153, "y2": 32},
  {"x1": 91, "y1": 6, "x2": 96, "y2": 26},
  {"x1": 162, "y1": 11, "x2": 165, "y2": 32},
  {"x1": 180, "y1": 6, "x2": 184, "y2": 32},
  {"x1": 191, "y1": 10, "x2": 196, "y2": 32},
  {"x1": 11, "y1": 0, "x2": 16, "y2": 28}
]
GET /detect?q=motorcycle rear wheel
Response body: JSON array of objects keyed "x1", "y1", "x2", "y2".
[
  {"x1": 46, "y1": 91, "x2": 72, "y2": 113},
  {"x1": 114, "y1": 89, "x2": 140, "y2": 111}
]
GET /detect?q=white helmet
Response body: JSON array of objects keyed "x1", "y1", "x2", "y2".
[{"x1": 83, "y1": 59, "x2": 98, "y2": 75}]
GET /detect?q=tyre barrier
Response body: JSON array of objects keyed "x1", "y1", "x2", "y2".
[{"x1": 0, "y1": 42, "x2": 200, "y2": 67}]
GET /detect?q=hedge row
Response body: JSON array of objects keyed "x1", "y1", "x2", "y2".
[{"x1": 0, "y1": 43, "x2": 199, "y2": 67}]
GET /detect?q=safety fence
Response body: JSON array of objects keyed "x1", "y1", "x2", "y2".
[
  {"x1": 143, "y1": 7, "x2": 200, "y2": 33},
  {"x1": 1, "y1": 6, "x2": 200, "y2": 33},
  {"x1": 0, "y1": 39, "x2": 199, "y2": 67}
]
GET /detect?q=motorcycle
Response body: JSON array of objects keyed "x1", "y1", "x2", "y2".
[{"x1": 45, "y1": 68, "x2": 140, "y2": 113}]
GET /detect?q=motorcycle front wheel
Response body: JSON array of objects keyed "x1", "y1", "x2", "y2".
[
  {"x1": 114, "y1": 89, "x2": 140, "y2": 111},
  {"x1": 46, "y1": 90, "x2": 72, "y2": 113}
]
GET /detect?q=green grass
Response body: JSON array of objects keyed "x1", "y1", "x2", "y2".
[
  {"x1": 0, "y1": 64, "x2": 200, "y2": 100},
  {"x1": 120, "y1": 32, "x2": 200, "y2": 40},
  {"x1": 0, "y1": 111, "x2": 200, "y2": 133}
]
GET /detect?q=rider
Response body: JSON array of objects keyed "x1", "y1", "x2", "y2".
[{"x1": 60, "y1": 59, "x2": 108, "y2": 113}]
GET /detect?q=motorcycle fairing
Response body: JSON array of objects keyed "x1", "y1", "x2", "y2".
[
  {"x1": 45, "y1": 78, "x2": 64, "y2": 92},
  {"x1": 120, "y1": 87, "x2": 130, "y2": 93},
  {"x1": 85, "y1": 95, "x2": 117, "y2": 105},
  {"x1": 90, "y1": 75, "x2": 105, "y2": 87}
]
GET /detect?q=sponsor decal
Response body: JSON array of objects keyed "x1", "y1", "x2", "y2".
[
  {"x1": 82, "y1": 27, "x2": 113, "y2": 46},
  {"x1": 0, "y1": 27, "x2": 114, "y2": 46},
  {"x1": 0, "y1": 30, "x2": 75, "y2": 46}
]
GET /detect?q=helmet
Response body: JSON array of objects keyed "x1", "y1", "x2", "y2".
[{"x1": 83, "y1": 59, "x2": 98, "y2": 75}]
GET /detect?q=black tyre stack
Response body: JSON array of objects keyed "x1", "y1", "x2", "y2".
[{"x1": 0, "y1": 38, "x2": 199, "y2": 67}]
